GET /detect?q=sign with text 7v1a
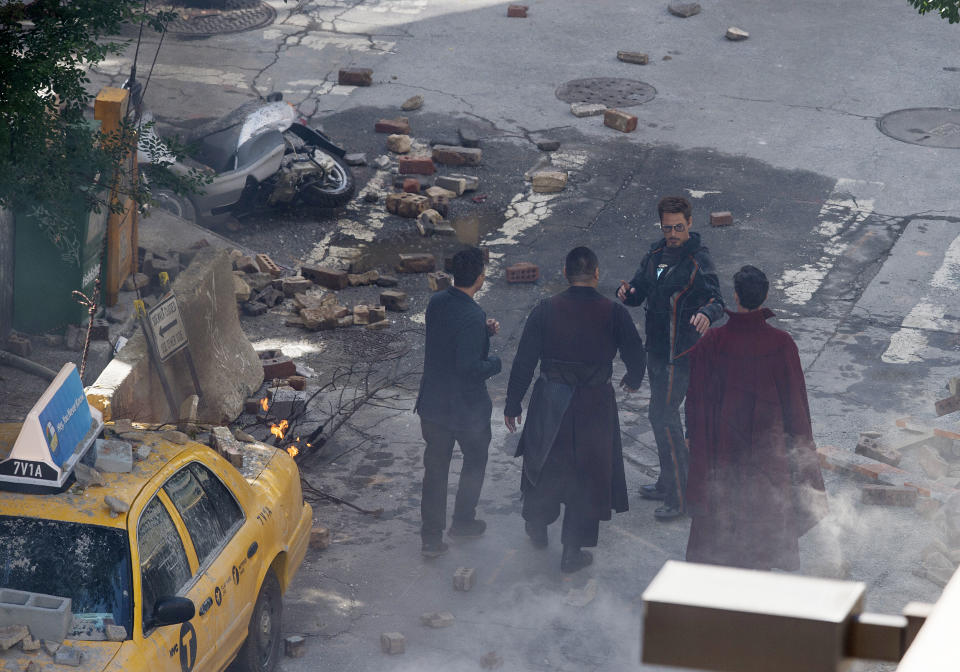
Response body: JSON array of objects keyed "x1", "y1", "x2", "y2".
[
  {"x1": 148, "y1": 292, "x2": 189, "y2": 362},
  {"x1": 0, "y1": 363, "x2": 103, "y2": 490}
]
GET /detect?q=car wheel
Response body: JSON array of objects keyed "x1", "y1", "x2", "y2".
[
  {"x1": 233, "y1": 571, "x2": 282, "y2": 672},
  {"x1": 151, "y1": 188, "x2": 197, "y2": 223}
]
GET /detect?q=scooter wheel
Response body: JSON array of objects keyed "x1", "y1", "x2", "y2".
[
  {"x1": 151, "y1": 188, "x2": 197, "y2": 223},
  {"x1": 300, "y1": 150, "x2": 356, "y2": 208}
]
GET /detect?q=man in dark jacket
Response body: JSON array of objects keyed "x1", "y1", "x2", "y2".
[
  {"x1": 617, "y1": 196, "x2": 724, "y2": 521},
  {"x1": 415, "y1": 247, "x2": 502, "y2": 558},
  {"x1": 505, "y1": 247, "x2": 646, "y2": 573},
  {"x1": 684, "y1": 265, "x2": 827, "y2": 570}
]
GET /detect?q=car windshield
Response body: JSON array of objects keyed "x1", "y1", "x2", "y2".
[{"x1": 0, "y1": 516, "x2": 133, "y2": 640}]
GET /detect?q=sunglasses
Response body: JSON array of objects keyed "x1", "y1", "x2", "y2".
[{"x1": 659, "y1": 222, "x2": 686, "y2": 233}]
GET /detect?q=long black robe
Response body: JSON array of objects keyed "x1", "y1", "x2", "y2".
[{"x1": 504, "y1": 286, "x2": 646, "y2": 520}]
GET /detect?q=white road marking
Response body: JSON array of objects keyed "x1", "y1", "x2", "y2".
[{"x1": 685, "y1": 189, "x2": 721, "y2": 199}]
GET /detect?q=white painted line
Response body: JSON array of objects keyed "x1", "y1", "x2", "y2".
[{"x1": 685, "y1": 189, "x2": 721, "y2": 199}]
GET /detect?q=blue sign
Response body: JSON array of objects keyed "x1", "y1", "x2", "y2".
[{"x1": 36, "y1": 366, "x2": 93, "y2": 468}]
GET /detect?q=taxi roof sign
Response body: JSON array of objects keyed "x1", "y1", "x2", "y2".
[{"x1": 0, "y1": 363, "x2": 103, "y2": 491}]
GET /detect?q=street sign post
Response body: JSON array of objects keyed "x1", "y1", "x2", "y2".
[{"x1": 148, "y1": 292, "x2": 188, "y2": 362}]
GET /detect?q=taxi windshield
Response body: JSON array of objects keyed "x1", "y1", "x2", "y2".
[{"x1": 0, "y1": 516, "x2": 132, "y2": 640}]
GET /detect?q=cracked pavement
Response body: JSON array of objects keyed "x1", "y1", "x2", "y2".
[{"x1": 81, "y1": 0, "x2": 960, "y2": 668}]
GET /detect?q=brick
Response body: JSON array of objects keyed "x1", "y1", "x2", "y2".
[
  {"x1": 935, "y1": 393, "x2": 960, "y2": 416},
  {"x1": 570, "y1": 102, "x2": 607, "y2": 118},
  {"x1": 435, "y1": 175, "x2": 467, "y2": 195},
  {"x1": 726, "y1": 26, "x2": 749, "y2": 41},
  {"x1": 366, "y1": 320, "x2": 390, "y2": 331},
  {"x1": 710, "y1": 211, "x2": 734, "y2": 227},
  {"x1": 531, "y1": 170, "x2": 568, "y2": 193},
  {"x1": 348, "y1": 270, "x2": 380, "y2": 286},
  {"x1": 310, "y1": 526, "x2": 331, "y2": 550},
  {"x1": 402, "y1": 178, "x2": 420, "y2": 193},
  {"x1": 283, "y1": 635, "x2": 306, "y2": 659},
  {"x1": 256, "y1": 253, "x2": 282, "y2": 277},
  {"x1": 300, "y1": 265, "x2": 349, "y2": 290},
  {"x1": 94, "y1": 439, "x2": 133, "y2": 473},
  {"x1": 281, "y1": 277, "x2": 313, "y2": 297},
  {"x1": 401, "y1": 94, "x2": 424, "y2": 111},
  {"x1": 353, "y1": 305, "x2": 371, "y2": 325},
  {"x1": 449, "y1": 173, "x2": 480, "y2": 191},
  {"x1": 300, "y1": 306, "x2": 340, "y2": 331},
  {"x1": 604, "y1": 108, "x2": 638, "y2": 133},
  {"x1": 855, "y1": 433, "x2": 902, "y2": 467},
  {"x1": 375, "y1": 117, "x2": 411, "y2": 134},
  {"x1": 386, "y1": 193, "x2": 431, "y2": 218},
  {"x1": 380, "y1": 290, "x2": 409, "y2": 312},
  {"x1": 369, "y1": 305, "x2": 387, "y2": 323},
  {"x1": 287, "y1": 375, "x2": 306, "y2": 391},
  {"x1": 507, "y1": 4, "x2": 528, "y2": 17},
  {"x1": 458, "y1": 126, "x2": 481, "y2": 148},
  {"x1": 417, "y1": 209, "x2": 442, "y2": 236},
  {"x1": 861, "y1": 485, "x2": 918, "y2": 507},
  {"x1": 420, "y1": 612, "x2": 455, "y2": 628},
  {"x1": 398, "y1": 156, "x2": 435, "y2": 175},
  {"x1": 397, "y1": 253, "x2": 437, "y2": 273},
  {"x1": 243, "y1": 301, "x2": 268, "y2": 316},
  {"x1": 260, "y1": 352, "x2": 297, "y2": 379},
  {"x1": 387, "y1": 134, "x2": 412, "y2": 154},
  {"x1": 817, "y1": 445, "x2": 909, "y2": 483},
  {"x1": 380, "y1": 632, "x2": 405, "y2": 655},
  {"x1": 668, "y1": 1, "x2": 701, "y2": 17},
  {"x1": 5, "y1": 332, "x2": 31, "y2": 358},
  {"x1": 506, "y1": 262, "x2": 540, "y2": 283},
  {"x1": 338, "y1": 67, "x2": 373, "y2": 86},
  {"x1": 432, "y1": 145, "x2": 483, "y2": 166},
  {"x1": 428, "y1": 271, "x2": 453, "y2": 292},
  {"x1": 617, "y1": 50, "x2": 649, "y2": 65},
  {"x1": 376, "y1": 274, "x2": 399, "y2": 287},
  {"x1": 453, "y1": 567, "x2": 476, "y2": 591}
]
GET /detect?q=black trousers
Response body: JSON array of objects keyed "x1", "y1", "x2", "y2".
[
  {"x1": 420, "y1": 418, "x2": 490, "y2": 543},
  {"x1": 647, "y1": 353, "x2": 691, "y2": 511}
]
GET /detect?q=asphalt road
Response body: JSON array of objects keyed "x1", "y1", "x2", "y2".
[{"x1": 86, "y1": 0, "x2": 960, "y2": 669}]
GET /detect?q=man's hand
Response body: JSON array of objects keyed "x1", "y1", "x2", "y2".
[
  {"x1": 486, "y1": 318, "x2": 500, "y2": 336},
  {"x1": 620, "y1": 378, "x2": 638, "y2": 394},
  {"x1": 505, "y1": 414, "x2": 522, "y2": 433},
  {"x1": 691, "y1": 312, "x2": 711, "y2": 335},
  {"x1": 617, "y1": 280, "x2": 636, "y2": 303}
]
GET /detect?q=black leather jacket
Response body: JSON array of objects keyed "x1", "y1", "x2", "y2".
[{"x1": 621, "y1": 232, "x2": 724, "y2": 361}]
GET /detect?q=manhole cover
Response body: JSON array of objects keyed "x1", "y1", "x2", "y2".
[
  {"x1": 319, "y1": 329, "x2": 410, "y2": 363},
  {"x1": 555, "y1": 77, "x2": 657, "y2": 108},
  {"x1": 158, "y1": 0, "x2": 276, "y2": 37},
  {"x1": 878, "y1": 108, "x2": 960, "y2": 148}
]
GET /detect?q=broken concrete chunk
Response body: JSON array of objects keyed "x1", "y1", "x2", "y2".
[
  {"x1": 54, "y1": 645, "x2": 83, "y2": 667},
  {"x1": 20, "y1": 635, "x2": 41, "y2": 651},
  {"x1": 136, "y1": 445, "x2": 152, "y2": 461},
  {"x1": 387, "y1": 134, "x2": 412, "y2": 154},
  {"x1": 435, "y1": 175, "x2": 467, "y2": 195},
  {"x1": 162, "y1": 430, "x2": 190, "y2": 445},
  {"x1": 234, "y1": 275, "x2": 252, "y2": 303},
  {"x1": 725, "y1": 26, "x2": 749, "y2": 40},
  {"x1": 376, "y1": 275, "x2": 400, "y2": 288},
  {"x1": 449, "y1": 173, "x2": 480, "y2": 192},
  {"x1": 417, "y1": 209, "x2": 443, "y2": 236},
  {"x1": 420, "y1": 611, "x2": 455, "y2": 628},
  {"x1": 366, "y1": 320, "x2": 390, "y2": 331},
  {"x1": 380, "y1": 632, "x2": 405, "y2": 655},
  {"x1": 570, "y1": 102, "x2": 606, "y2": 118},
  {"x1": 285, "y1": 634, "x2": 307, "y2": 658},
  {"x1": 105, "y1": 625, "x2": 127, "y2": 642},
  {"x1": 42, "y1": 640, "x2": 61, "y2": 656},
  {"x1": 74, "y1": 462, "x2": 105, "y2": 488},
  {"x1": 401, "y1": 94, "x2": 424, "y2": 111},
  {"x1": 339, "y1": 67, "x2": 373, "y2": 86},
  {"x1": 348, "y1": 270, "x2": 380, "y2": 287},
  {"x1": 668, "y1": 1, "x2": 701, "y2": 17},
  {"x1": 458, "y1": 126, "x2": 481, "y2": 148},
  {"x1": 300, "y1": 265, "x2": 349, "y2": 290},
  {"x1": 531, "y1": 170, "x2": 568, "y2": 193},
  {"x1": 211, "y1": 426, "x2": 242, "y2": 458},
  {"x1": 386, "y1": 193, "x2": 430, "y2": 218},
  {"x1": 104, "y1": 495, "x2": 130, "y2": 515},
  {"x1": 310, "y1": 526, "x2": 331, "y2": 550},
  {"x1": 234, "y1": 255, "x2": 260, "y2": 274},
  {"x1": 432, "y1": 145, "x2": 482, "y2": 166},
  {"x1": 353, "y1": 305, "x2": 371, "y2": 326},
  {"x1": 453, "y1": 567, "x2": 476, "y2": 591},
  {"x1": 919, "y1": 445, "x2": 951, "y2": 479},
  {"x1": 380, "y1": 290, "x2": 409, "y2": 312},
  {"x1": 94, "y1": 439, "x2": 133, "y2": 474},
  {"x1": 0, "y1": 624, "x2": 28, "y2": 650},
  {"x1": 397, "y1": 253, "x2": 437, "y2": 274},
  {"x1": 344, "y1": 153, "x2": 367, "y2": 166}
]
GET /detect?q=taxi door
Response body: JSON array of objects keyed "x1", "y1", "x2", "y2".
[{"x1": 129, "y1": 491, "x2": 220, "y2": 672}]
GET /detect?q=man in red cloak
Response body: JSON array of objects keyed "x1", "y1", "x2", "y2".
[{"x1": 684, "y1": 265, "x2": 827, "y2": 571}]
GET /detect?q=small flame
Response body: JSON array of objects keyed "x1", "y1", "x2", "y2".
[
  {"x1": 270, "y1": 419, "x2": 289, "y2": 440},
  {"x1": 260, "y1": 397, "x2": 269, "y2": 412},
  {"x1": 286, "y1": 445, "x2": 300, "y2": 457}
]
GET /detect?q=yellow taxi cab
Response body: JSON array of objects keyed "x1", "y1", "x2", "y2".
[{"x1": 0, "y1": 364, "x2": 312, "y2": 672}]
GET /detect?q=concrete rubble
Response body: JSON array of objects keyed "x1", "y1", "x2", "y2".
[
  {"x1": 380, "y1": 632, "x2": 405, "y2": 654},
  {"x1": 453, "y1": 567, "x2": 476, "y2": 591}
]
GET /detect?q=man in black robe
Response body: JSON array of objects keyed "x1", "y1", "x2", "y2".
[
  {"x1": 415, "y1": 247, "x2": 502, "y2": 558},
  {"x1": 504, "y1": 247, "x2": 646, "y2": 573}
]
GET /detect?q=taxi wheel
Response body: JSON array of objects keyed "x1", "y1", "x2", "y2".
[{"x1": 235, "y1": 571, "x2": 282, "y2": 672}]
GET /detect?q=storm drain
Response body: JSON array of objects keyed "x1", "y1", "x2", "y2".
[
  {"x1": 878, "y1": 108, "x2": 960, "y2": 149},
  {"x1": 319, "y1": 329, "x2": 411, "y2": 364},
  {"x1": 159, "y1": 0, "x2": 276, "y2": 37},
  {"x1": 555, "y1": 77, "x2": 657, "y2": 108}
]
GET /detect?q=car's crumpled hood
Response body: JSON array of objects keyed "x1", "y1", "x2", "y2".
[{"x1": 0, "y1": 641, "x2": 122, "y2": 671}]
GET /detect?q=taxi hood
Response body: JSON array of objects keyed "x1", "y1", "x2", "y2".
[{"x1": 0, "y1": 640, "x2": 121, "y2": 671}]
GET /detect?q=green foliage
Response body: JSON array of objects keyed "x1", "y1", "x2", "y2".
[
  {"x1": 0, "y1": 0, "x2": 195, "y2": 259},
  {"x1": 908, "y1": 0, "x2": 960, "y2": 23}
]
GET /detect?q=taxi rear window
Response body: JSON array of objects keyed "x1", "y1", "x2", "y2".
[{"x1": 0, "y1": 516, "x2": 133, "y2": 639}]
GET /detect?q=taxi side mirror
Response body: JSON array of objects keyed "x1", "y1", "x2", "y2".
[{"x1": 151, "y1": 596, "x2": 195, "y2": 627}]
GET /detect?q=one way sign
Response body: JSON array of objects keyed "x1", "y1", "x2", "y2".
[{"x1": 148, "y1": 293, "x2": 189, "y2": 362}]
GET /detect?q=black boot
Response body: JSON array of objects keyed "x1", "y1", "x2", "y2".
[
  {"x1": 560, "y1": 545, "x2": 593, "y2": 573},
  {"x1": 525, "y1": 521, "x2": 548, "y2": 549}
]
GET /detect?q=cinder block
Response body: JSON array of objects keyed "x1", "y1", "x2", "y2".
[
  {"x1": 368, "y1": 306, "x2": 387, "y2": 323},
  {"x1": 381, "y1": 632, "x2": 405, "y2": 654},
  {"x1": 449, "y1": 173, "x2": 480, "y2": 191},
  {"x1": 387, "y1": 193, "x2": 431, "y2": 219},
  {"x1": 398, "y1": 156, "x2": 436, "y2": 175},
  {"x1": 338, "y1": 67, "x2": 373, "y2": 86},
  {"x1": 268, "y1": 388, "x2": 306, "y2": 418},
  {"x1": 432, "y1": 145, "x2": 482, "y2": 166},
  {"x1": 453, "y1": 567, "x2": 476, "y2": 591},
  {"x1": 507, "y1": 4, "x2": 528, "y2": 17},
  {"x1": 310, "y1": 526, "x2": 331, "y2": 550},
  {"x1": 380, "y1": 290, "x2": 409, "y2": 312},
  {"x1": 855, "y1": 432, "x2": 902, "y2": 467},
  {"x1": 506, "y1": 262, "x2": 540, "y2": 283},
  {"x1": 281, "y1": 277, "x2": 313, "y2": 297},
  {"x1": 353, "y1": 305, "x2": 371, "y2": 325},
  {"x1": 397, "y1": 253, "x2": 437, "y2": 274},
  {"x1": 375, "y1": 117, "x2": 411, "y2": 135},
  {"x1": 105, "y1": 625, "x2": 127, "y2": 641},
  {"x1": 617, "y1": 51, "x2": 649, "y2": 65},
  {"x1": 285, "y1": 635, "x2": 307, "y2": 658},
  {"x1": 710, "y1": 211, "x2": 733, "y2": 227},
  {"x1": 861, "y1": 485, "x2": 918, "y2": 507},
  {"x1": 603, "y1": 108, "x2": 638, "y2": 133},
  {"x1": 428, "y1": 271, "x2": 453, "y2": 292},
  {"x1": 0, "y1": 590, "x2": 72, "y2": 643},
  {"x1": 300, "y1": 265, "x2": 349, "y2": 290},
  {"x1": 0, "y1": 624, "x2": 27, "y2": 650},
  {"x1": 93, "y1": 439, "x2": 133, "y2": 474}
]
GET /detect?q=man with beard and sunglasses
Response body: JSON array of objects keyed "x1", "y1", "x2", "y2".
[{"x1": 617, "y1": 196, "x2": 724, "y2": 521}]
